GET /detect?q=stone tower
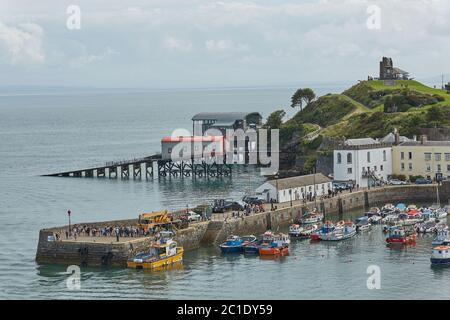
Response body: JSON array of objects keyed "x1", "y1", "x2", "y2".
[{"x1": 379, "y1": 57, "x2": 394, "y2": 80}]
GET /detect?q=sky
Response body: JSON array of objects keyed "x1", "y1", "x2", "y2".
[{"x1": 0, "y1": 0, "x2": 449, "y2": 89}]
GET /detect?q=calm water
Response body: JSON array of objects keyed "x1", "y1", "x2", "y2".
[{"x1": 1, "y1": 85, "x2": 449, "y2": 299}]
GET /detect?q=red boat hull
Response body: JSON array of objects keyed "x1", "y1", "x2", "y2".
[
  {"x1": 259, "y1": 247, "x2": 289, "y2": 256},
  {"x1": 386, "y1": 234, "x2": 416, "y2": 244}
]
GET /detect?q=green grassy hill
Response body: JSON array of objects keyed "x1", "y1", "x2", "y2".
[{"x1": 278, "y1": 80, "x2": 450, "y2": 172}]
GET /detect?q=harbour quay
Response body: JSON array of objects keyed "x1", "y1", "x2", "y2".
[{"x1": 36, "y1": 182, "x2": 450, "y2": 267}]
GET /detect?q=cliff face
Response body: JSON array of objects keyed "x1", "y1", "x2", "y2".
[{"x1": 277, "y1": 80, "x2": 450, "y2": 175}]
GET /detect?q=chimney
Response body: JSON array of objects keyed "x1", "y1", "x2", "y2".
[
  {"x1": 394, "y1": 128, "x2": 400, "y2": 145},
  {"x1": 420, "y1": 135, "x2": 428, "y2": 145}
]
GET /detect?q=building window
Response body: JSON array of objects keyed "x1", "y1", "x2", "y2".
[
  {"x1": 383, "y1": 150, "x2": 387, "y2": 161},
  {"x1": 447, "y1": 164, "x2": 450, "y2": 172},
  {"x1": 380, "y1": 165, "x2": 383, "y2": 171},
  {"x1": 408, "y1": 163, "x2": 413, "y2": 171},
  {"x1": 446, "y1": 153, "x2": 450, "y2": 161},
  {"x1": 437, "y1": 164, "x2": 442, "y2": 172},
  {"x1": 401, "y1": 152, "x2": 404, "y2": 160},
  {"x1": 426, "y1": 164, "x2": 431, "y2": 172},
  {"x1": 374, "y1": 166, "x2": 377, "y2": 171},
  {"x1": 408, "y1": 152, "x2": 412, "y2": 160},
  {"x1": 337, "y1": 153, "x2": 342, "y2": 164},
  {"x1": 435, "y1": 153, "x2": 442, "y2": 161},
  {"x1": 367, "y1": 152, "x2": 371, "y2": 163},
  {"x1": 401, "y1": 163, "x2": 405, "y2": 171},
  {"x1": 347, "y1": 167, "x2": 352, "y2": 174},
  {"x1": 425, "y1": 153, "x2": 431, "y2": 161},
  {"x1": 347, "y1": 153, "x2": 352, "y2": 164}
]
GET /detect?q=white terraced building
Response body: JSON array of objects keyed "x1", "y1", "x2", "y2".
[
  {"x1": 333, "y1": 138, "x2": 393, "y2": 188},
  {"x1": 255, "y1": 173, "x2": 332, "y2": 203}
]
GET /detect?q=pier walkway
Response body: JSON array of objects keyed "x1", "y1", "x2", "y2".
[{"x1": 42, "y1": 154, "x2": 233, "y2": 179}]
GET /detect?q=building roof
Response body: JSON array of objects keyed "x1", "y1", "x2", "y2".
[
  {"x1": 267, "y1": 173, "x2": 331, "y2": 190},
  {"x1": 192, "y1": 112, "x2": 251, "y2": 122},
  {"x1": 345, "y1": 138, "x2": 379, "y2": 146},
  {"x1": 393, "y1": 67, "x2": 409, "y2": 75},
  {"x1": 381, "y1": 132, "x2": 411, "y2": 144},
  {"x1": 398, "y1": 140, "x2": 450, "y2": 147}
]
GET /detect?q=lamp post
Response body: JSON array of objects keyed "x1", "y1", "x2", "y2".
[
  {"x1": 275, "y1": 173, "x2": 279, "y2": 203},
  {"x1": 289, "y1": 189, "x2": 293, "y2": 207},
  {"x1": 67, "y1": 210, "x2": 71, "y2": 236},
  {"x1": 313, "y1": 165, "x2": 317, "y2": 209}
]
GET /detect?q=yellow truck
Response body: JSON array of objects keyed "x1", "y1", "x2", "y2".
[{"x1": 137, "y1": 211, "x2": 172, "y2": 232}]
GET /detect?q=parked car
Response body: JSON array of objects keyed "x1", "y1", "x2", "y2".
[
  {"x1": 184, "y1": 211, "x2": 201, "y2": 222},
  {"x1": 415, "y1": 178, "x2": 432, "y2": 184},
  {"x1": 333, "y1": 181, "x2": 352, "y2": 191},
  {"x1": 212, "y1": 199, "x2": 244, "y2": 213},
  {"x1": 242, "y1": 195, "x2": 265, "y2": 205},
  {"x1": 388, "y1": 179, "x2": 407, "y2": 185}
]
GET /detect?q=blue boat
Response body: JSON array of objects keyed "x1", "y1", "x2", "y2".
[
  {"x1": 396, "y1": 203, "x2": 407, "y2": 212},
  {"x1": 243, "y1": 241, "x2": 261, "y2": 254},
  {"x1": 219, "y1": 235, "x2": 257, "y2": 254}
]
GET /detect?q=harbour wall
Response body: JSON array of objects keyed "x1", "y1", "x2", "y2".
[{"x1": 36, "y1": 183, "x2": 450, "y2": 266}]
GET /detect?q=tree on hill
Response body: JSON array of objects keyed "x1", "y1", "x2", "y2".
[
  {"x1": 291, "y1": 88, "x2": 316, "y2": 110},
  {"x1": 264, "y1": 110, "x2": 285, "y2": 129}
]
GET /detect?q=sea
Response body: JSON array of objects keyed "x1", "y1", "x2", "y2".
[{"x1": 1, "y1": 84, "x2": 449, "y2": 299}]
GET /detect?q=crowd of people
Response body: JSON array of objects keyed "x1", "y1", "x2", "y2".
[{"x1": 56, "y1": 224, "x2": 161, "y2": 241}]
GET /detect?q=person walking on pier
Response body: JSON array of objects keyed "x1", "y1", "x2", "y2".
[{"x1": 115, "y1": 227, "x2": 120, "y2": 242}]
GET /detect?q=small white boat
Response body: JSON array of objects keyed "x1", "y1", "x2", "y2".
[
  {"x1": 434, "y1": 209, "x2": 448, "y2": 219},
  {"x1": 300, "y1": 210, "x2": 323, "y2": 224},
  {"x1": 368, "y1": 215, "x2": 382, "y2": 224},
  {"x1": 416, "y1": 220, "x2": 437, "y2": 233},
  {"x1": 432, "y1": 229, "x2": 450, "y2": 246},
  {"x1": 430, "y1": 245, "x2": 450, "y2": 265},
  {"x1": 356, "y1": 220, "x2": 372, "y2": 232}
]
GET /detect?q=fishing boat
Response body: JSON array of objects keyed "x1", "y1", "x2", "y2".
[
  {"x1": 365, "y1": 207, "x2": 382, "y2": 224},
  {"x1": 290, "y1": 223, "x2": 318, "y2": 239},
  {"x1": 219, "y1": 235, "x2": 257, "y2": 254},
  {"x1": 127, "y1": 238, "x2": 183, "y2": 269},
  {"x1": 289, "y1": 224, "x2": 303, "y2": 237},
  {"x1": 430, "y1": 245, "x2": 450, "y2": 265},
  {"x1": 319, "y1": 221, "x2": 356, "y2": 241},
  {"x1": 243, "y1": 231, "x2": 273, "y2": 254},
  {"x1": 259, "y1": 233, "x2": 290, "y2": 256},
  {"x1": 299, "y1": 210, "x2": 323, "y2": 224},
  {"x1": 386, "y1": 226, "x2": 416, "y2": 245},
  {"x1": 356, "y1": 219, "x2": 372, "y2": 232},
  {"x1": 432, "y1": 229, "x2": 450, "y2": 246},
  {"x1": 310, "y1": 220, "x2": 337, "y2": 240},
  {"x1": 296, "y1": 224, "x2": 319, "y2": 239}
]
